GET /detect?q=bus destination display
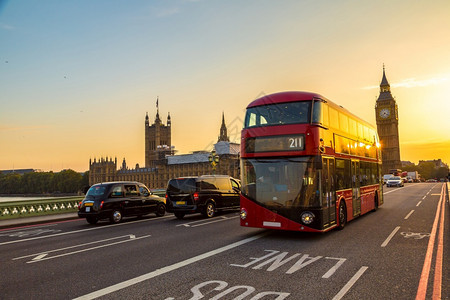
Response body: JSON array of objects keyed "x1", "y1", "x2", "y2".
[{"x1": 245, "y1": 134, "x2": 305, "y2": 153}]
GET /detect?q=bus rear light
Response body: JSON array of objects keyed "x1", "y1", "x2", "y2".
[
  {"x1": 240, "y1": 208, "x2": 248, "y2": 220},
  {"x1": 301, "y1": 212, "x2": 315, "y2": 225},
  {"x1": 193, "y1": 192, "x2": 199, "y2": 201}
]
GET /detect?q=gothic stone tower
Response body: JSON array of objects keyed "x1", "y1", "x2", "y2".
[
  {"x1": 218, "y1": 112, "x2": 230, "y2": 142},
  {"x1": 145, "y1": 98, "x2": 172, "y2": 167},
  {"x1": 375, "y1": 66, "x2": 401, "y2": 174}
]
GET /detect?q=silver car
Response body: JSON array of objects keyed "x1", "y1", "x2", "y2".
[{"x1": 386, "y1": 176, "x2": 404, "y2": 187}]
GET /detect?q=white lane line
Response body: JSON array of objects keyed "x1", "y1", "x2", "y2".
[
  {"x1": 72, "y1": 232, "x2": 268, "y2": 300},
  {"x1": 416, "y1": 201, "x2": 422, "y2": 207},
  {"x1": 331, "y1": 266, "x2": 369, "y2": 300},
  {"x1": 191, "y1": 216, "x2": 240, "y2": 228},
  {"x1": 0, "y1": 215, "x2": 172, "y2": 246},
  {"x1": 13, "y1": 235, "x2": 139, "y2": 260},
  {"x1": 26, "y1": 235, "x2": 151, "y2": 264},
  {"x1": 176, "y1": 215, "x2": 239, "y2": 228},
  {"x1": 381, "y1": 226, "x2": 400, "y2": 247},
  {"x1": 176, "y1": 216, "x2": 233, "y2": 227},
  {"x1": 422, "y1": 196, "x2": 426, "y2": 200},
  {"x1": 383, "y1": 184, "x2": 415, "y2": 195},
  {"x1": 404, "y1": 210, "x2": 415, "y2": 220}
]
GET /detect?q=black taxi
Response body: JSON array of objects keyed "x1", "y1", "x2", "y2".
[{"x1": 78, "y1": 181, "x2": 166, "y2": 224}]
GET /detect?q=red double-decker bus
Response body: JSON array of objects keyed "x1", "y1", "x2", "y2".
[{"x1": 239, "y1": 91, "x2": 383, "y2": 232}]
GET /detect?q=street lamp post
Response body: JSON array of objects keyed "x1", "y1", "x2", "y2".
[{"x1": 208, "y1": 149, "x2": 220, "y2": 174}]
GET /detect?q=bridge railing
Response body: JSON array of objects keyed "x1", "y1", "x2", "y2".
[{"x1": 0, "y1": 197, "x2": 83, "y2": 220}]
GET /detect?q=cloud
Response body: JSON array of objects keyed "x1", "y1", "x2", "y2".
[
  {"x1": 0, "y1": 22, "x2": 14, "y2": 30},
  {"x1": 0, "y1": 125, "x2": 50, "y2": 131},
  {"x1": 362, "y1": 75, "x2": 450, "y2": 90},
  {"x1": 154, "y1": 6, "x2": 180, "y2": 18}
]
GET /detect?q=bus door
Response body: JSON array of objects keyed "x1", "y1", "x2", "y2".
[
  {"x1": 322, "y1": 157, "x2": 336, "y2": 227},
  {"x1": 351, "y1": 160, "x2": 361, "y2": 216}
]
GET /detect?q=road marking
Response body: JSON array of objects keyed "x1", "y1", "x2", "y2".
[
  {"x1": 73, "y1": 232, "x2": 269, "y2": 300},
  {"x1": 422, "y1": 196, "x2": 426, "y2": 200},
  {"x1": 416, "y1": 184, "x2": 445, "y2": 300},
  {"x1": 191, "y1": 216, "x2": 239, "y2": 228},
  {"x1": 381, "y1": 226, "x2": 400, "y2": 247},
  {"x1": 404, "y1": 210, "x2": 414, "y2": 220},
  {"x1": 432, "y1": 184, "x2": 446, "y2": 299},
  {"x1": 13, "y1": 234, "x2": 140, "y2": 261},
  {"x1": 331, "y1": 266, "x2": 368, "y2": 300},
  {"x1": 0, "y1": 215, "x2": 172, "y2": 246},
  {"x1": 416, "y1": 201, "x2": 422, "y2": 207},
  {"x1": 14, "y1": 235, "x2": 150, "y2": 263},
  {"x1": 383, "y1": 184, "x2": 414, "y2": 195},
  {"x1": 400, "y1": 232, "x2": 430, "y2": 240},
  {"x1": 176, "y1": 215, "x2": 239, "y2": 228}
]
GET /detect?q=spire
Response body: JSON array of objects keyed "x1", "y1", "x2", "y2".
[
  {"x1": 155, "y1": 97, "x2": 161, "y2": 123},
  {"x1": 145, "y1": 112, "x2": 149, "y2": 126},
  {"x1": 380, "y1": 64, "x2": 390, "y2": 91},
  {"x1": 377, "y1": 64, "x2": 394, "y2": 102},
  {"x1": 218, "y1": 112, "x2": 230, "y2": 142},
  {"x1": 167, "y1": 112, "x2": 171, "y2": 126}
]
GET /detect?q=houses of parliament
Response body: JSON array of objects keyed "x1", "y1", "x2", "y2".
[{"x1": 89, "y1": 106, "x2": 240, "y2": 188}]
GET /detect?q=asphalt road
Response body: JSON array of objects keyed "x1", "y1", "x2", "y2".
[{"x1": 0, "y1": 183, "x2": 448, "y2": 300}]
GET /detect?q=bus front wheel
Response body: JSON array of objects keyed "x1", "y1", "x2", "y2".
[{"x1": 337, "y1": 201, "x2": 347, "y2": 230}]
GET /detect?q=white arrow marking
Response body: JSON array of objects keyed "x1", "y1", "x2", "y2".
[
  {"x1": 32, "y1": 253, "x2": 48, "y2": 261},
  {"x1": 13, "y1": 234, "x2": 150, "y2": 263}
]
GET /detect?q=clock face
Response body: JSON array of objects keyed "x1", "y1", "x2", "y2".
[{"x1": 379, "y1": 108, "x2": 390, "y2": 119}]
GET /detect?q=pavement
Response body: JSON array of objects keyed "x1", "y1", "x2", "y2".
[{"x1": 0, "y1": 212, "x2": 79, "y2": 229}]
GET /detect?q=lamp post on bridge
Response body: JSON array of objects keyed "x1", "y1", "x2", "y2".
[{"x1": 208, "y1": 149, "x2": 219, "y2": 175}]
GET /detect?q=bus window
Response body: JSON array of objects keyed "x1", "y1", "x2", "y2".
[
  {"x1": 349, "y1": 118, "x2": 357, "y2": 137},
  {"x1": 339, "y1": 113, "x2": 349, "y2": 133},
  {"x1": 364, "y1": 126, "x2": 370, "y2": 142},
  {"x1": 357, "y1": 123, "x2": 363, "y2": 139},
  {"x1": 322, "y1": 103, "x2": 329, "y2": 127},
  {"x1": 247, "y1": 113, "x2": 257, "y2": 127},
  {"x1": 244, "y1": 102, "x2": 311, "y2": 128},
  {"x1": 329, "y1": 107, "x2": 339, "y2": 129}
]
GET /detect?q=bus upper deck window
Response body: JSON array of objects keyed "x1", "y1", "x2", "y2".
[{"x1": 312, "y1": 100, "x2": 328, "y2": 126}]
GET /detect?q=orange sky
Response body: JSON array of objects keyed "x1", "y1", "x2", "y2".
[{"x1": 1, "y1": 1, "x2": 449, "y2": 172}]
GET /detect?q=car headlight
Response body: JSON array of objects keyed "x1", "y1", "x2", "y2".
[
  {"x1": 240, "y1": 208, "x2": 247, "y2": 220},
  {"x1": 301, "y1": 211, "x2": 315, "y2": 225}
]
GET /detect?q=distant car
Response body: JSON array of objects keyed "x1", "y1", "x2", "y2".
[
  {"x1": 165, "y1": 175, "x2": 241, "y2": 219},
  {"x1": 383, "y1": 174, "x2": 393, "y2": 184},
  {"x1": 78, "y1": 181, "x2": 166, "y2": 224},
  {"x1": 426, "y1": 179, "x2": 437, "y2": 182},
  {"x1": 386, "y1": 176, "x2": 404, "y2": 187}
]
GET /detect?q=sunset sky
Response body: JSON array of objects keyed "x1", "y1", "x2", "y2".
[{"x1": 1, "y1": 0, "x2": 449, "y2": 172}]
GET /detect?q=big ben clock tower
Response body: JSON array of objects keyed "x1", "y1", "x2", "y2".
[{"x1": 375, "y1": 66, "x2": 402, "y2": 174}]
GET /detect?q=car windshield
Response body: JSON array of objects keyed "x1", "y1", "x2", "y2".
[
  {"x1": 86, "y1": 185, "x2": 107, "y2": 196},
  {"x1": 241, "y1": 156, "x2": 320, "y2": 209},
  {"x1": 244, "y1": 102, "x2": 311, "y2": 128},
  {"x1": 390, "y1": 176, "x2": 401, "y2": 180},
  {"x1": 167, "y1": 178, "x2": 197, "y2": 193}
]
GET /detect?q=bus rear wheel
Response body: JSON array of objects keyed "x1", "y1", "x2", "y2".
[
  {"x1": 337, "y1": 201, "x2": 347, "y2": 230},
  {"x1": 372, "y1": 194, "x2": 379, "y2": 212}
]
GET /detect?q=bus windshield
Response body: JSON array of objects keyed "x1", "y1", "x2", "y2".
[
  {"x1": 241, "y1": 157, "x2": 320, "y2": 209},
  {"x1": 244, "y1": 102, "x2": 311, "y2": 128}
]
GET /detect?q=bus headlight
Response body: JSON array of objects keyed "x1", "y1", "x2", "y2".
[
  {"x1": 301, "y1": 212, "x2": 315, "y2": 225},
  {"x1": 240, "y1": 208, "x2": 248, "y2": 220}
]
